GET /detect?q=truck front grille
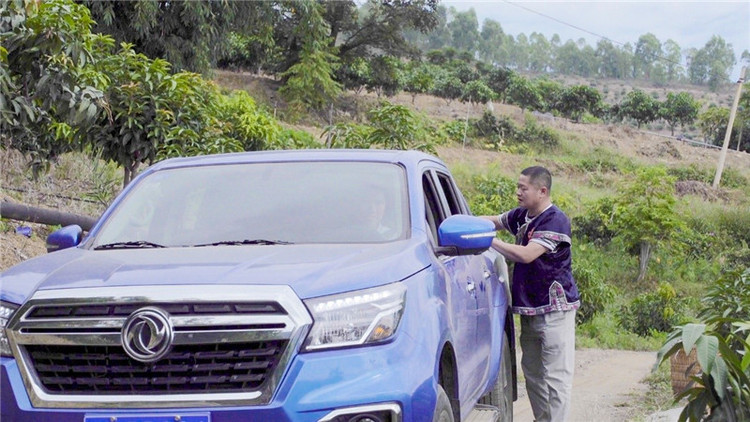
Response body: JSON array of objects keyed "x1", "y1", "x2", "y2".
[
  {"x1": 27, "y1": 340, "x2": 287, "y2": 394},
  {"x1": 7, "y1": 285, "x2": 312, "y2": 408}
]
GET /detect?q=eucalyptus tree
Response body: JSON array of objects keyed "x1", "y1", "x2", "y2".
[
  {"x1": 663, "y1": 39, "x2": 683, "y2": 82},
  {"x1": 448, "y1": 7, "x2": 479, "y2": 54},
  {"x1": 689, "y1": 35, "x2": 736, "y2": 90},
  {"x1": 478, "y1": 19, "x2": 507, "y2": 65},
  {"x1": 528, "y1": 32, "x2": 551, "y2": 73},
  {"x1": 634, "y1": 33, "x2": 662, "y2": 80}
]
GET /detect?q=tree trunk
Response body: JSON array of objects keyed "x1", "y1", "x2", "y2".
[{"x1": 636, "y1": 241, "x2": 652, "y2": 283}]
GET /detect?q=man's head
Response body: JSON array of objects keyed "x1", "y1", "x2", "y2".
[{"x1": 517, "y1": 166, "x2": 552, "y2": 213}]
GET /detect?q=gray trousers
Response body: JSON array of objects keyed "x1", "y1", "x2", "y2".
[{"x1": 520, "y1": 310, "x2": 576, "y2": 422}]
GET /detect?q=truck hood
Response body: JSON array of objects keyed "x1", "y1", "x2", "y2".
[{"x1": 0, "y1": 239, "x2": 431, "y2": 305}]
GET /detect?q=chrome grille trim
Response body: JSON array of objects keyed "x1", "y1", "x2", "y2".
[{"x1": 6, "y1": 285, "x2": 312, "y2": 408}]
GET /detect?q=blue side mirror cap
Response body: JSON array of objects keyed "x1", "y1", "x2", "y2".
[
  {"x1": 46, "y1": 225, "x2": 83, "y2": 253},
  {"x1": 437, "y1": 215, "x2": 495, "y2": 255}
]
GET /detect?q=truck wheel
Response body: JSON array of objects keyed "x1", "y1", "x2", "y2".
[
  {"x1": 479, "y1": 332, "x2": 513, "y2": 421},
  {"x1": 433, "y1": 384, "x2": 454, "y2": 422}
]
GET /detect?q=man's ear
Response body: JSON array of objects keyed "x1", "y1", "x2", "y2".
[{"x1": 540, "y1": 186, "x2": 549, "y2": 196}]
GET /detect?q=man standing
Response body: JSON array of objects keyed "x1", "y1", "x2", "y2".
[{"x1": 483, "y1": 166, "x2": 580, "y2": 422}]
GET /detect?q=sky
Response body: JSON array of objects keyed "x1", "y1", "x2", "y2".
[{"x1": 445, "y1": 1, "x2": 749, "y2": 80}]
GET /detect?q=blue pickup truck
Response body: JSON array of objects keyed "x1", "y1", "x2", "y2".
[{"x1": 0, "y1": 149, "x2": 515, "y2": 422}]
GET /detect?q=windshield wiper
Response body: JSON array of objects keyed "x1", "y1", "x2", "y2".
[
  {"x1": 193, "y1": 239, "x2": 294, "y2": 247},
  {"x1": 94, "y1": 240, "x2": 167, "y2": 250}
]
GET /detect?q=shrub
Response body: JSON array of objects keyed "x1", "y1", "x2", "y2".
[
  {"x1": 573, "y1": 254, "x2": 616, "y2": 324},
  {"x1": 620, "y1": 282, "x2": 686, "y2": 336},
  {"x1": 463, "y1": 173, "x2": 517, "y2": 217},
  {"x1": 517, "y1": 116, "x2": 560, "y2": 150},
  {"x1": 572, "y1": 197, "x2": 617, "y2": 245}
]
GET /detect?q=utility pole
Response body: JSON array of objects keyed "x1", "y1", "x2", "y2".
[{"x1": 713, "y1": 66, "x2": 747, "y2": 188}]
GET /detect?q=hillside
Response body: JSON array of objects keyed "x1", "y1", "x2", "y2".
[{"x1": 3, "y1": 70, "x2": 749, "y2": 273}]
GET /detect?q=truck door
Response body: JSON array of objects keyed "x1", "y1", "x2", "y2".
[{"x1": 423, "y1": 170, "x2": 485, "y2": 405}]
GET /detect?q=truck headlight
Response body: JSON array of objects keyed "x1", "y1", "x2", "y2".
[
  {"x1": 0, "y1": 302, "x2": 18, "y2": 357},
  {"x1": 303, "y1": 283, "x2": 406, "y2": 351}
]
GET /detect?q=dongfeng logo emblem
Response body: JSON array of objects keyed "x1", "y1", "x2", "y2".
[{"x1": 121, "y1": 307, "x2": 174, "y2": 363}]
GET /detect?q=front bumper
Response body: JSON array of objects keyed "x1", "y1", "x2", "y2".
[{"x1": 1, "y1": 325, "x2": 437, "y2": 422}]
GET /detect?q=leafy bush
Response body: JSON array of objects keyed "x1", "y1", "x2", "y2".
[
  {"x1": 463, "y1": 173, "x2": 517, "y2": 217},
  {"x1": 440, "y1": 120, "x2": 469, "y2": 143},
  {"x1": 573, "y1": 254, "x2": 616, "y2": 324},
  {"x1": 517, "y1": 115, "x2": 561, "y2": 150},
  {"x1": 620, "y1": 282, "x2": 686, "y2": 336},
  {"x1": 572, "y1": 197, "x2": 617, "y2": 245},
  {"x1": 655, "y1": 269, "x2": 750, "y2": 421}
]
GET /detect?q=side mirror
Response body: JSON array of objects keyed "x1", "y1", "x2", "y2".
[
  {"x1": 46, "y1": 225, "x2": 83, "y2": 253},
  {"x1": 437, "y1": 215, "x2": 495, "y2": 256}
]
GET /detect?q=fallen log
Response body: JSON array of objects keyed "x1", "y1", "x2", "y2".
[{"x1": 0, "y1": 201, "x2": 97, "y2": 232}]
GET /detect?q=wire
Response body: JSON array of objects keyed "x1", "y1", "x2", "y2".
[{"x1": 500, "y1": 0, "x2": 685, "y2": 69}]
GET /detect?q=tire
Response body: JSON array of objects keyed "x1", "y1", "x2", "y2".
[
  {"x1": 433, "y1": 384, "x2": 455, "y2": 422},
  {"x1": 479, "y1": 331, "x2": 514, "y2": 422}
]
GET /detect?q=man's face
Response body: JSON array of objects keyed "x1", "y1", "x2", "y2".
[{"x1": 516, "y1": 174, "x2": 545, "y2": 209}]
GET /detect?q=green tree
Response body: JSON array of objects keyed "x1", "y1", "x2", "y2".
[
  {"x1": 660, "y1": 92, "x2": 700, "y2": 135},
  {"x1": 330, "y1": 0, "x2": 439, "y2": 61},
  {"x1": 689, "y1": 35, "x2": 736, "y2": 90},
  {"x1": 478, "y1": 19, "x2": 507, "y2": 65},
  {"x1": 528, "y1": 32, "x2": 551, "y2": 73},
  {"x1": 448, "y1": 7, "x2": 479, "y2": 53},
  {"x1": 595, "y1": 39, "x2": 625, "y2": 79},
  {"x1": 404, "y1": 62, "x2": 436, "y2": 104},
  {"x1": 620, "y1": 89, "x2": 659, "y2": 128},
  {"x1": 461, "y1": 79, "x2": 495, "y2": 105},
  {"x1": 634, "y1": 33, "x2": 662, "y2": 79},
  {"x1": 662, "y1": 39, "x2": 683, "y2": 82},
  {"x1": 365, "y1": 55, "x2": 404, "y2": 98},
  {"x1": 484, "y1": 66, "x2": 514, "y2": 103},
  {"x1": 612, "y1": 167, "x2": 684, "y2": 283},
  {"x1": 557, "y1": 85, "x2": 602, "y2": 122},
  {"x1": 535, "y1": 78, "x2": 564, "y2": 113},
  {"x1": 84, "y1": 0, "x2": 246, "y2": 74},
  {"x1": 279, "y1": 1, "x2": 341, "y2": 112},
  {"x1": 698, "y1": 106, "x2": 730, "y2": 145},
  {"x1": 432, "y1": 74, "x2": 463, "y2": 105},
  {"x1": 506, "y1": 74, "x2": 541, "y2": 111},
  {"x1": 1, "y1": 0, "x2": 107, "y2": 174}
]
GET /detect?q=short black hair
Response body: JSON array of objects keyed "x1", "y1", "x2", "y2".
[{"x1": 521, "y1": 166, "x2": 552, "y2": 191}]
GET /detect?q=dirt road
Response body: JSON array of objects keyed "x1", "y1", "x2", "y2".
[{"x1": 513, "y1": 348, "x2": 658, "y2": 422}]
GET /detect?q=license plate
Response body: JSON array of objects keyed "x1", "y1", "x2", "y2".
[{"x1": 84, "y1": 414, "x2": 209, "y2": 422}]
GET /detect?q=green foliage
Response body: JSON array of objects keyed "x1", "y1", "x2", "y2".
[
  {"x1": 462, "y1": 172, "x2": 517, "y2": 217},
  {"x1": 461, "y1": 80, "x2": 495, "y2": 105},
  {"x1": 517, "y1": 115, "x2": 561, "y2": 150},
  {"x1": 0, "y1": 0, "x2": 108, "y2": 174},
  {"x1": 365, "y1": 56, "x2": 404, "y2": 98},
  {"x1": 698, "y1": 105, "x2": 730, "y2": 145},
  {"x1": 506, "y1": 74, "x2": 542, "y2": 111},
  {"x1": 660, "y1": 91, "x2": 700, "y2": 135},
  {"x1": 404, "y1": 62, "x2": 436, "y2": 103},
  {"x1": 572, "y1": 197, "x2": 617, "y2": 245},
  {"x1": 667, "y1": 163, "x2": 747, "y2": 189},
  {"x1": 440, "y1": 120, "x2": 469, "y2": 144},
  {"x1": 612, "y1": 166, "x2": 683, "y2": 252},
  {"x1": 556, "y1": 84, "x2": 603, "y2": 122},
  {"x1": 656, "y1": 270, "x2": 750, "y2": 421},
  {"x1": 573, "y1": 250, "x2": 617, "y2": 324},
  {"x1": 279, "y1": 2, "x2": 341, "y2": 112},
  {"x1": 432, "y1": 73, "x2": 464, "y2": 105},
  {"x1": 323, "y1": 102, "x2": 439, "y2": 153},
  {"x1": 620, "y1": 89, "x2": 660, "y2": 128},
  {"x1": 621, "y1": 282, "x2": 686, "y2": 336}
]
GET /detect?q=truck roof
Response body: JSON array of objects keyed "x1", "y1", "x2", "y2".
[{"x1": 149, "y1": 149, "x2": 446, "y2": 172}]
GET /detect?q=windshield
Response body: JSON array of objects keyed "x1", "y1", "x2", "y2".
[{"x1": 91, "y1": 161, "x2": 409, "y2": 248}]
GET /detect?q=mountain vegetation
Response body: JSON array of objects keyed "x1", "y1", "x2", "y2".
[{"x1": 2, "y1": 0, "x2": 750, "y2": 417}]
